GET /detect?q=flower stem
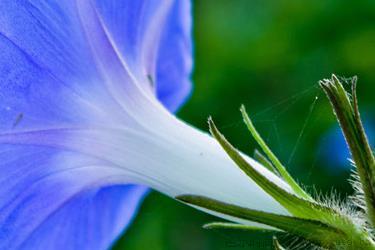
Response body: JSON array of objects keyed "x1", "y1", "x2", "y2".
[{"x1": 320, "y1": 75, "x2": 375, "y2": 227}]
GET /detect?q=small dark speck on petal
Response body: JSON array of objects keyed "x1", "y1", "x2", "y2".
[
  {"x1": 147, "y1": 74, "x2": 154, "y2": 88},
  {"x1": 12, "y1": 113, "x2": 23, "y2": 129}
]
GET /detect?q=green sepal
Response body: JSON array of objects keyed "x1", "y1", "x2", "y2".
[
  {"x1": 177, "y1": 195, "x2": 345, "y2": 248},
  {"x1": 273, "y1": 237, "x2": 286, "y2": 250},
  {"x1": 254, "y1": 149, "x2": 279, "y2": 176},
  {"x1": 320, "y1": 75, "x2": 375, "y2": 227},
  {"x1": 203, "y1": 222, "x2": 280, "y2": 233},
  {"x1": 208, "y1": 117, "x2": 338, "y2": 221},
  {"x1": 240, "y1": 105, "x2": 311, "y2": 200}
]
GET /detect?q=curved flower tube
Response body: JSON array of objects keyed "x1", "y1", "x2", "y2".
[{"x1": 0, "y1": 1, "x2": 290, "y2": 249}]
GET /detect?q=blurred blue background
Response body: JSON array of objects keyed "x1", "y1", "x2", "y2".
[{"x1": 113, "y1": 1, "x2": 375, "y2": 249}]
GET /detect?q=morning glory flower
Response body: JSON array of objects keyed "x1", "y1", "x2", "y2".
[{"x1": 0, "y1": 1, "x2": 290, "y2": 249}]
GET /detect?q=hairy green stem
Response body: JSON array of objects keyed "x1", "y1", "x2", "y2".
[{"x1": 320, "y1": 75, "x2": 375, "y2": 227}]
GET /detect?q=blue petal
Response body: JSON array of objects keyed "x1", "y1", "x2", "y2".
[
  {"x1": 156, "y1": 0, "x2": 193, "y2": 112},
  {"x1": 93, "y1": 0, "x2": 193, "y2": 111},
  {"x1": 18, "y1": 185, "x2": 148, "y2": 250},
  {"x1": 0, "y1": 0, "x2": 192, "y2": 249},
  {"x1": 0, "y1": 142, "x2": 148, "y2": 249}
]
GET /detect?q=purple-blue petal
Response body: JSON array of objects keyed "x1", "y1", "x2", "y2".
[
  {"x1": 0, "y1": 0, "x2": 192, "y2": 249},
  {"x1": 18, "y1": 185, "x2": 148, "y2": 250},
  {"x1": 92, "y1": 0, "x2": 193, "y2": 111},
  {"x1": 156, "y1": 0, "x2": 193, "y2": 112}
]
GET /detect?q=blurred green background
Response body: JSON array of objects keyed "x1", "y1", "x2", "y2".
[{"x1": 114, "y1": 1, "x2": 375, "y2": 249}]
